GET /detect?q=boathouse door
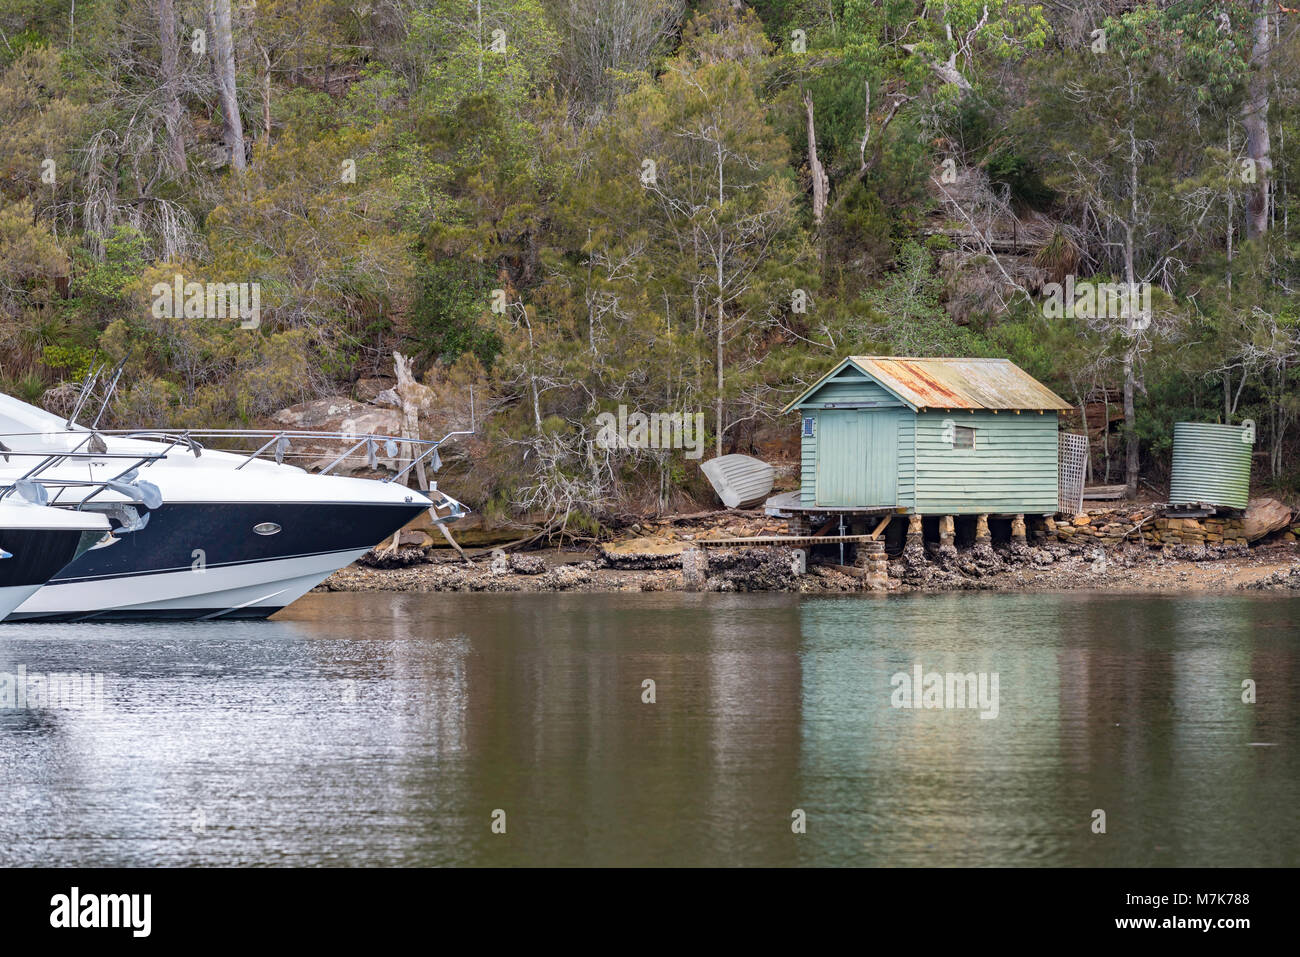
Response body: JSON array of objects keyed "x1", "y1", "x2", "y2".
[{"x1": 816, "y1": 411, "x2": 898, "y2": 507}]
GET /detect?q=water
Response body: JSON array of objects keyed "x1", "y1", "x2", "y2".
[{"x1": 1, "y1": 591, "x2": 1296, "y2": 867}]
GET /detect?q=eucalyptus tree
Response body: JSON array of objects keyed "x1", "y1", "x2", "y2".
[
  {"x1": 576, "y1": 1, "x2": 810, "y2": 457},
  {"x1": 547, "y1": 0, "x2": 684, "y2": 113},
  {"x1": 204, "y1": 0, "x2": 245, "y2": 171},
  {"x1": 1019, "y1": 5, "x2": 1237, "y2": 496}
]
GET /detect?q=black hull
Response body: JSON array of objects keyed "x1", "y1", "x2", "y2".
[
  {"x1": 0, "y1": 528, "x2": 91, "y2": 588},
  {"x1": 49, "y1": 501, "x2": 428, "y2": 585},
  {"x1": 6, "y1": 500, "x2": 427, "y2": 623}
]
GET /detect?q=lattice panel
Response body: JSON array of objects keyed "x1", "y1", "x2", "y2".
[{"x1": 1058, "y1": 432, "x2": 1089, "y2": 516}]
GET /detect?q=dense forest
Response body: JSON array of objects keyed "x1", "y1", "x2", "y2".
[{"x1": 1, "y1": 0, "x2": 1297, "y2": 526}]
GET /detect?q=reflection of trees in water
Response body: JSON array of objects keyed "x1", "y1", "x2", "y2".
[{"x1": 256, "y1": 593, "x2": 1300, "y2": 865}]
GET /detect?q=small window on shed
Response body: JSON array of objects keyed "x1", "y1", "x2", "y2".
[
  {"x1": 953, "y1": 426, "x2": 976, "y2": 450},
  {"x1": 802, "y1": 416, "x2": 815, "y2": 438}
]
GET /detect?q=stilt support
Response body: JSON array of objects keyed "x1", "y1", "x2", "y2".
[
  {"x1": 1011, "y1": 513, "x2": 1027, "y2": 545},
  {"x1": 853, "y1": 540, "x2": 890, "y2": 591}
]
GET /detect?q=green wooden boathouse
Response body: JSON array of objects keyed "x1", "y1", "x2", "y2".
[{"x1": 782, "y1": 356, "x2": 1071, "y2": 516}]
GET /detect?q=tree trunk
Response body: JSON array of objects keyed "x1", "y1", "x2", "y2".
[
  {"x1": 393, "y1": 351, "x2": 428, "y2": 490},
  {"x1": 206, "y1": 0, "x2": 246, "y2": 172},
  {"x1": 1243, "y1": 0, "x2": 1272, "y2": 240},
  {"x1": 715, "y1": 138, "x2": 726, "y2": 458},
  {"x1": 1122, "y1": 349, "x2": 1138, "y2": 498},
  {"x1": 1122, "y1": 84, "x2": 1141, "y2": 500},
  {"x1": 716, "y1": 255, "x2": 724, "y2": 457},
  {"x1": 1226, "y1": 124, "x2": 1234, "y2": 294},
  {"x1": 158, "y1": 0, "x2": 187, "y2": 174},
  {"x1": 803, "y1": 91, "x2": 829, "y2": 226},
  {"x1": 261, "y1": 45, "x2": 273, "y2": 140}
]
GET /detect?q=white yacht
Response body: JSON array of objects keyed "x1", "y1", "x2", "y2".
[
  {"x1": 0, "y1": 390, "x2": 468, "y2": 621},
  {"x1": 0, "y1": 496, "x2": 111, "y2": 621}
]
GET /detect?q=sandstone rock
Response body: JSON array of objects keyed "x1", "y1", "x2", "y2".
[
  {"x1": 600, "y1": 536, "x2": 688, "y2": 569},
  {"x1": 272, "y1": 396, "x2": 401, "y2": 436},
  {"x1": 354, "y1": 377, "x2": 396, "y2": 402},
  {"x1": 270, "y1": 397, "x2": 404, "y2": 472},
  {"x1": 1244, "y1": 497, "x2": 1293, "y2": 542},
  {"x1": 395, "y1": 529, "x2": 432, "y2": 548}
]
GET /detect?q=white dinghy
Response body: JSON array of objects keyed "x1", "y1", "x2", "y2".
[{"x1": 700, "y1": 454, "x2": 775, "y2": 509}]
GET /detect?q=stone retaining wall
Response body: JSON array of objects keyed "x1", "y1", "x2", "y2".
[{"x1": 1036, "y1": 512, "x2": 1248, "y2": 548}]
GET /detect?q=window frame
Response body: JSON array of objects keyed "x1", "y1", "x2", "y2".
[{"x1": 952, "y1": 425, "x2": 976, "y2": 451}]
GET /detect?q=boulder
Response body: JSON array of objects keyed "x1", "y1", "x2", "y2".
[
  {"x1": 270, "y1": 397, "x2": 404, "y2": 472},
  {"x1": 395, "y1": 529, "x2": 433, "y2": 548},
  {"x1": 354, "y1": 377, "x2": 397, "y2": 402},
  {"x1": 1243, "y1": 497, "x2": 1293, "y2": 542},
  {"x1": 272, "y1": 396, "x2": 402, "y2": 435}
]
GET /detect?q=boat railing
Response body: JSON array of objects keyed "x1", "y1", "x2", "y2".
[
  {"x1": 76, "y1": 427, "x2": 475, "y2": 482},
  {"x1": 0, "y1": 448, "x2": 169, "y2": 511}
]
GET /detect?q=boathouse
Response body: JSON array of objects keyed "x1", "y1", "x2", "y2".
[{"x1": 780, "y1": 356, "x2": 1071, "y2": 518}]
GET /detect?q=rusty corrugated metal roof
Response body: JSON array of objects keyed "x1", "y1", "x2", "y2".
[
  {"x1": 848, "y1": 357, "x2": 1071, "y2": 410},
  {"x1": 781, "y1": 356, "x2": 1072, "y2": 412}
]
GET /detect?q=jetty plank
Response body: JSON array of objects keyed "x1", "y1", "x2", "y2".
[
  {"x1": 697, "y1": 533, "x2": 880, "y2": 546},
  {"x1": 1082, "y1": 484, "x2": 1128, "y2": 500}
]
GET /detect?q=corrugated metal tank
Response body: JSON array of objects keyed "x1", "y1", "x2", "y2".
[{"x1": 1169, "y1": 422, "x2": 1253, "y2": 509}]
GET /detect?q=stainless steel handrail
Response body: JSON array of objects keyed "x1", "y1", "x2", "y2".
[
  {"x1": 0, "y1": 449, "x2": 169, "y2": 506},
  {"x1": 385, "y1": 431, "x2": 474, "y2": 484},
  {"x1": 0, "y1": 427, "x2": 472, "y2": 477}
]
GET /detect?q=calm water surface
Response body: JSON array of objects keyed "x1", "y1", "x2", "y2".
[{"x1": 1, "y1": 591, "x2": 1296, "y2": 866}]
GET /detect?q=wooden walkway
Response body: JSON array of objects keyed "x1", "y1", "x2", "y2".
[
  {"x1": 695, "y1": 534, "x2": 880, "y2": 547},
  {"x1": 1082, "y1": 484, "x2": 1128, "y2": 500}
]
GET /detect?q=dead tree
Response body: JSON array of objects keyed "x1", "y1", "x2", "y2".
[{"x1": 205, "y1": 0, "x2": 246, "y2": 171}]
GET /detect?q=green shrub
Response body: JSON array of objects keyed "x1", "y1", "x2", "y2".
[{"x1": 408, "y1": 261, "x2": 503, "y2": 369}]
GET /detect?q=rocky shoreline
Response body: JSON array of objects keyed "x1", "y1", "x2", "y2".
[{"x1": 320, "y1": 511, "x2": 1300, "y2": 596}]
